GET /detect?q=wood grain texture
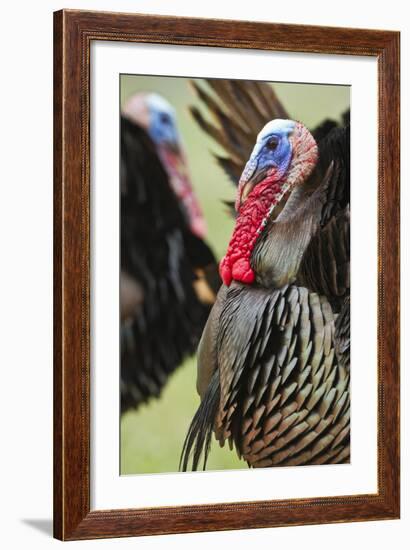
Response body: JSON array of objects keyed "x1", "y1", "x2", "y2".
[{"x1": 53, "y1": 8, "x2": 400, "y2": 541}]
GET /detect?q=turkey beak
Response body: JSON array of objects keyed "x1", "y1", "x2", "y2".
[
  {"x1": 236, "y1": 162, "x2": 268, "y2": 210},
  {"x1": 164, "y1": 139, "x2": 181, "y2": 155}
]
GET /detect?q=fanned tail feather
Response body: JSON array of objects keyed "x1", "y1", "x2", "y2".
[{"x1": 189, "y1": 79, "x2": 290, "y2": 186}]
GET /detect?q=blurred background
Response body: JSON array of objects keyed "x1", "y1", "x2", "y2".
[{"x1": 120, "y1": 75, "x2": 350, "y2": 475}]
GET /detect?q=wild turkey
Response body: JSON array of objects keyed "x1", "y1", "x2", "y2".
[
  {"x1": 181, "y1": 80, "x2": 350, "y2": 470},
  {"x1": 121, "y1": 93, "x2": 219, "y2": 413}
]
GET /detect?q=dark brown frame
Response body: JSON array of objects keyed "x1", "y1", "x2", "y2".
[{"x1": 54, "y1": 9, "x2": 400, "y2": 541}]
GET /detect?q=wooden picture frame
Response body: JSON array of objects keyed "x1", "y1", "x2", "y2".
[{"x1": 53, "y1": 9, "x2": 400, "y2": 541}]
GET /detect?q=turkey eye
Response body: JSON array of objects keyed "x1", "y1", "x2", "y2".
[
  {"x1": 266, "y1": 137, "x2": 279, "y2": 150},
  {"x1": 160, "y1": 113, "x2": 170, "y2": 125}
]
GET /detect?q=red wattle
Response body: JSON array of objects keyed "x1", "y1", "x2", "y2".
[
  {"x1": 219, "y1": 256, "x2": 232, "y2": 286},
  {"x1": 158, "y1": 146, "x2": 207, "y2": 239},
  {"x1": 232, "y1": 258, "x2": 255, "y2": 284},
  {"x1": 221, "y1": 176, "x2": 284, "y2": 287}
]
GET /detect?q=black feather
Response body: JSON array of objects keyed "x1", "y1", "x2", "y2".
[
  {"x1": 180, "y1": 372, "x2": 220, "y2": 471},
  {"x1": 120, "y1": 116, "x2": 217, "y2": 412}
]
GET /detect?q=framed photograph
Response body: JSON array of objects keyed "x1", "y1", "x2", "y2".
[{"x1": 54, "y1": 9, "x2": 400, "y2": 540}]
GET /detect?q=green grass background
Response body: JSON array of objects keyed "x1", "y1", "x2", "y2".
[{"x1": 120, "y1": 75, "x2": 350, "y2": 475}]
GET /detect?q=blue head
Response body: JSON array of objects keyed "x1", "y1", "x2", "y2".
[
  {"x1": 145, "y1": 93, "x2": 181, "y2": 151},
  {"x1": 240, "y1": 119, "x2": 295, "y2": 183},
  {"x1": 237, "y1": 119, "x2": 318, "y2": 209}
]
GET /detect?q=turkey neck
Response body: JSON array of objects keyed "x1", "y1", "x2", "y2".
[
  {"x1": 157, "y1": 144, "x2": 207, "y2": 239},
  {"x1": 251, "y1": 170, "x2": 329, "y2": 290}
]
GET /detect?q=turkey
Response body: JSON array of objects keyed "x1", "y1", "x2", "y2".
[
  {"x1": 181, "y1": 80, "x2": 350, "y2": 470},
  {"x1": 121, "y1": 92, "x2": 219, "y2": 413}
]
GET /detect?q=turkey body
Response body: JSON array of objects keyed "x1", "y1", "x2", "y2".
[
  {"x1": 181, "y1": 80, "x2": 350, "y2": 470},
  {"x1": 121, "y1": 116, "x2": 217, "y2": 412},
  {"x1": 191, "y1": 281, "x2": 350, "y2": 469}
]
